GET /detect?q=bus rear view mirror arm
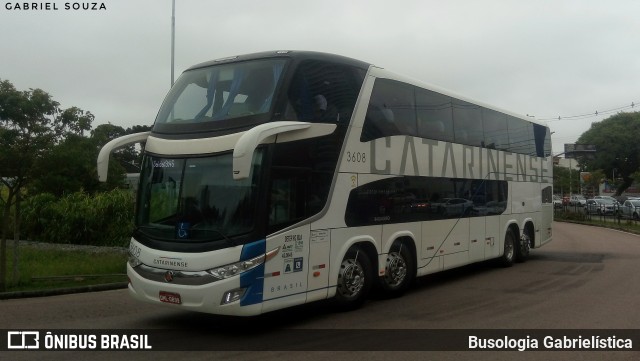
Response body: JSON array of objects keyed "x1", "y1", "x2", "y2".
[
  {"x1": 97, "y1": 131, "x2": 151, "y2": 182},
  {"x1": 233, "y1": 121, "x2": 336, "y2": 180}
]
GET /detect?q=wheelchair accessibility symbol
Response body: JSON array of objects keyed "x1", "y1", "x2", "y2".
[{"x1": 177, "y1": 222, "x2": 190, "y2": 239}]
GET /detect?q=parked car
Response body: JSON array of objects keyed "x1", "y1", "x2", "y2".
[
  {"x1": 616, "y1": 196, "x2": 640, "y2": 204},
  {"x1": 434, "y1": 198, "x2": 474, "y2": 217},
  {"x1": 593, "y1": 195, "x2": 618, "y2": 202},
  {"x1": 584, "y1": 198, "x2": 617, "y2": 215},
  {"x1": 553, "y1": 195, "x2": 563, "y2": 208},
  {"x1": 569, "y1": 194, "x2": 587, "y2": 206},
  {"x1": 409, "y1": 199, "x2": 432, "y2": 213},
  {"x1": 619, "y1": 199, "x2": 640, "y2": 220}
]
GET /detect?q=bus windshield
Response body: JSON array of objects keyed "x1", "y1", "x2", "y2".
[
  {"x1": 136, "y1": 150, "x2": 264, "y2": 242},
  {"x1": 155, "y1": 59, "x2": 286, "y2": 125}
]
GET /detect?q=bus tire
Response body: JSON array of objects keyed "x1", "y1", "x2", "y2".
[
  {"x1": 378, "y1": 242, "x2": 415, "y2": 297},
  {"x1": 516, "y1": 227, "x2": 531, "y2": 263},
  {"x1": 332, "y1": 246, "x2": 373, "y2": 311},
  {"x1": 499, "y1": 228, "x2": 516, "y2": 267}
]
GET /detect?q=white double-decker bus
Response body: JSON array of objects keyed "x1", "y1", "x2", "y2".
[{"x1": 98, "y1": 51, "x2": 553, "y2": 316}]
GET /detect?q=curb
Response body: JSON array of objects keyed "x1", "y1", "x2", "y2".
[
  {"x1": 0, "y1": 282, "x2": 128, "y2": 300},
  {"x1": 554, "y1": 219, "x2": 640, "y2": 236}
]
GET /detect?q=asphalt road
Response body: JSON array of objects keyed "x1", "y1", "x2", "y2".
[{"x1": 2, "y1": 221, "x2": 639, "y2": 360}]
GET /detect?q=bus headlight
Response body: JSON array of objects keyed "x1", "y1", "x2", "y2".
[{"x1": 208, "y1": 246, "x2": 279, "y2": 280}]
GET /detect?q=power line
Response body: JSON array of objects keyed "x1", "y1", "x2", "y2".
[{"x1": 537, "y1": 102, "x2": 637, "y2": 122}]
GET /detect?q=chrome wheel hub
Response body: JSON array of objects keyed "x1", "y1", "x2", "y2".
[
  {"x1": 384, "y1": 252, "x2": 407, "y2": 287},
  {"x1": 338, "y1": 258, "x2": 364, "y2": 298},
  {"x1": 505, "y1": 237, "x2": 514, "y2": 260}
]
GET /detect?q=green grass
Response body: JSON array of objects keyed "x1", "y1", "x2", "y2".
[{"x1": 3, "y1": 243, "x2": 128, "y2": 293}]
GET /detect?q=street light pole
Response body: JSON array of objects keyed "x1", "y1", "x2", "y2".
[
  {"x1": 569, "y1": 158, "x2": 572, "y2": 196},
  {"x1": 171, "y1": 0, "x2": 175, "y2": 86}
]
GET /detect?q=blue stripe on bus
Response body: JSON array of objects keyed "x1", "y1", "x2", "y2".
[{"x1": 239, "y1": 239, "x2": 266, "y2": 306}]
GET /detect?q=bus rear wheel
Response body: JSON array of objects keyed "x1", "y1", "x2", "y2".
[
  {"x1": 333, "y1": 246, "x2": 373, "y2": 310},
  {"x1": 379, "y1": 242, "x2": 415, "y2": 297},
  {"x1": 516, "y1": 227, "x2": 531, "y2": 263}
]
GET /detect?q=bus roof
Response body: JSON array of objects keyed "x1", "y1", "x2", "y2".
[
  {"x1": 185, "y1": 50, "x2": 547, "y2": 129},
  {"x1": 186, "y1": 50, "x2": 372, "y2": 72}
]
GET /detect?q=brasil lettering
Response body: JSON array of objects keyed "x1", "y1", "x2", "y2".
[{"x1": 370, "y1": 137, "x2": 551, "y2": 182}]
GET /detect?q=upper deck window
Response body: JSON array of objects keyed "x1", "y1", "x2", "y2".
[
  {"x1": 284, "y1": 60, "x2": 367, "y2": 124},
  {"x1": 361, "y1": 78, "x2": 549, "y2": 157},
  {"x1": 155, "y1": 59, "x2": 286, "y2": 126}
]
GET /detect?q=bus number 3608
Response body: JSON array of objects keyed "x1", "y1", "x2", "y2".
[{"x1": 346, "y1": 151, "x2": 366, "y2": 163}]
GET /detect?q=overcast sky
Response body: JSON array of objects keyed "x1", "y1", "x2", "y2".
[{"x1": 1, "y1": 0, "x2": 639, "y2": 154}]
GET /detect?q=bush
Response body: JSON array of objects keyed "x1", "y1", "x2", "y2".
[
  {"x1": 22, "y1": 189, "x2": 134, "y2": 246},
  {"x1": 554, "y1": 209, "x2": 587, "y2": 222}
]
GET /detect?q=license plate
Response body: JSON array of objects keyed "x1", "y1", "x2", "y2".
[{"x1": 159, "y1": 291, "x2": 182, "y2": 305}]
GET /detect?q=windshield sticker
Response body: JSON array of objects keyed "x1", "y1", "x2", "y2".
[
  {"x1": 283, "y1": 257, "x2": 304, "y2": 274},
  {"x1": 153, "y1": 159, "x2": 175, "y2": 168}
]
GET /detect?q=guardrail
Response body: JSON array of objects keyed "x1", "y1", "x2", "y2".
[{"x1": 554, "y1": 205, "x2": 639, "y2": 225}]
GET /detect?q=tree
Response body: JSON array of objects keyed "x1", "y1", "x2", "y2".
[
  {"x1": 29, "y1": 134, "x2": 102, "y2": 196},
  {"x1": 91, "y1": 122, "x2": 126, "y2": 145},
  {"x1": 90, "y1": 123, "x2": 139, "y2": 186},
  {"x1": 123, "y1": 124, "x2": 151, "y2": 172},
  {"x1": 553, "y1": 165, "x2": 578, "y2": 196},
  {"x1": 0, "y1": 79, "x2": 93, "y2": 291},
  {"x1": 576, "y1": 112, "x2": 640, "y2": 196},
  {"x1": 581, "y1": 169, "x2": 605, "y2": 197}
]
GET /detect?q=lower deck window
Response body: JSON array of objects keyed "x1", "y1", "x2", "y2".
[{"x1": 345, "y1": 176, "x2": 508, "y2": 227}]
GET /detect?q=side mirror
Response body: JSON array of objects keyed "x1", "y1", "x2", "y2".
[
  {"x1": 232, "y1": 121, "x2": 336, "y2": 180},
  {"x1": 97, "y1": 131, "x2": 151, "y2": 182}
]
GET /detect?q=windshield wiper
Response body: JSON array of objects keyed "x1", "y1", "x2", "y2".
[
  {"x1": 203, "y1": 228, "x2": 237, "y2": 247},
  {"x1": 137, "y1": 223, "x2": 238, "y2": 246}
]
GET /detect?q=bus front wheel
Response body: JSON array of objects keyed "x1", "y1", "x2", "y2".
[
  {"x1": 499, "y1": 229, "x2": 516, "y2": 267},
  {"x1": 333, "y1": 246, "x2": 373, "y2": 310}
]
